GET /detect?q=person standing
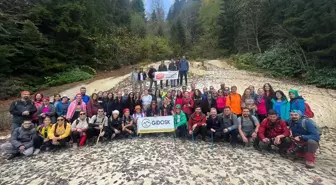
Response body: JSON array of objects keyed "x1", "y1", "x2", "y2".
[
  {"x1": 37, "y1": 97, "x2": 56, "y2": 124},
  {"x1": 131, "y1": 67, "x2": 138, "y2": 92},
  {"x1": 226, "y1": 86, "x2": 242, "y2": 116},
  {"x1": 179, "y1": 56, "x2": 189, "y2": 86},
  {"x1": 87, "y1": 93, "x2": 101, "y2": 118},
  {"x1": 56, "y1": 95, "x2": 70, "y2": 117},
  {"x1": 142, "y1": 90, "x2": 152, "y2": 112},
  {"x1": 138, "y1": 68, "x2": 147, "y2": 93},
  {"x1": 181, "y1": 92, "x2": 194, "y2": 118},
  {"x1": 289, "y1": 89, "x2": 306, "y2": 114},
  {"x1": 66, "y1": 94, "x2": 87, "y2": 123},
  {"x1": 79, "y1": 87, "x2": 90, "y2": 104},
  {"x1": 263, "y1": 83, "x2": 275, "y2": 112},
  {"x1": 9, "y1": 91, "x2": 37, "y2": 132},
  {"x1": 148, "y1": 65, "x2": 158, "y2": 90},
  {"x1": 168, "y1": 60, "x2": 178, "y2": 87},
  {"x1": 271, "y1": 90, "x2": 290, "y2": 121},
  {"x1": 158, "y1": 61, "x2": 168, "y2": 89}
]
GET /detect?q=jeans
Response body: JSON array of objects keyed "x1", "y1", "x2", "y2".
[
  {"x1": 0, "y1": 143, "x2": 34, "y2": 156},
  {"x1": 170, "y1": 79, "x2": 177, "y2": 87},
  {"x1": 179, "y1": 71, "x2": 188, "y2": 86}
]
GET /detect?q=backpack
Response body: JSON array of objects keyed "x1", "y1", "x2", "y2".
[
  {"x1": 304, "y1": 102, "x2": 314, "y2": 118},
  {"x1": 76, "y1": 117, "x2": 90, "y2": 126},
  {"x1": 93, "y1": 116, "x2": 105, "y2": 125},
  {"x1": 241, "y1": 115, "x2": 256, "y2": 128},
  {"x1": 302, "y1": 118, "x2": 321, "y2": 136}
]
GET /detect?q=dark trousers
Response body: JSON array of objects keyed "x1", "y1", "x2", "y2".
[
  {"x1": 208, "y1": 129, "x2": 238, "y2": 144},
  {"x1": 179, "y1": 71, "x2": 188, "y2": 86},
  {"x1": 149, "y1": 78, "x2": 157, "y2": 90},
  {"x1": 87, "y1": 127, "x2": 100, "y2": 139},
  {"x1": 33, "y1": 135, "x2": 44, "y2": 149},
  {"x1": 45, "y1": 137, "x2": 70, "y2": 148},
  {"x1": 190, "y1": 125, "x2": 207, "y2": 140},
  {"x1": 160, "y1": 80, "x2": 169, "y2": 89},
  {"x1": 257, "y1": 137, "x2": 292, "y2": 151},
  {"x1": 175, "y1": 125, "x2": 187, "y2": 140},
  {"x1": 71, "y1": 132, "x2": 83, "y2": 144},
  {"x1": 257, "y1": 114, "x2": 267, "y2": 122}
]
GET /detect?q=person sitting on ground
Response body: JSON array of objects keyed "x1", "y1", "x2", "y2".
[
  {"x1": 104, "y1": 110, "x2": 122, "y2": 140},
  {"x1": 256, "y1": 109, "x2": 291, "y2": 153},
  {"x1": 182, "y1": 92, "x2": 194, "y2": 118},
  {"x1": 160, "y1": 98, "x2": 173, "y2": 116},
  {"x1": 219, "y1": 106, "x2": 239, "y2": 147},
  {"x1": 188, "y1": 106, "x2": 207, "y2": 141},
  {"x1": 37, "y1": 97, "x2": 56, "y2": 124},
  {"x1": 33, "y1": 116, "x2": 53, "y2": 154},
  {"x1": 9, "y1": 91, "x2": 37, "y2": 132},
  {"x1": 289, "y1": 89, "x2": 306, "y2": 114},
  {"x1": 87, "y1": 108, "x2": 108, "y2": 142},
  {"x1": 71, "y1": 111, "x2": 89, "y2": 148},
  {"x1": 66, "y1": 93, "x2": 86, "y2": 123},
  {"x1": 286, "y1": 110, "x2": 320, "y2": 168},
  {"x1": 146, "y1": 100, "x2": 160, "y2": 117},
  {"x1": 226, "y1": 86, "x2": 242, "y2": 116},
  {"x1": 122, "y1": 109, "x2": 135, "y2": 137},
  {"x1": 56, "y1": 95, "x2": 70, "y2": 117},
  {"x1": 48, "y1": 116, "x2": 71, "y2": 149},
  {"x1": 87, "y1": 93, "x2": 101, "y2": 118},
  {"x1": 207, "y1": 108, "x2": 223, "y2": 141},
  {"x1": 173, "y1": 104, "x2": 188, "y2": 141},
  {"x1": 238, "y1": 107, "x2": 260, "y2": 146},
  {"x1": 1, "y1": 120, "x2": 37, "y2": 160}
]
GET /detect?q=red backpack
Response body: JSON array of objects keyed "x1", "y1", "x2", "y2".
[{"x1": 304, "y1": 102, "x2": 314, "y2": 118}]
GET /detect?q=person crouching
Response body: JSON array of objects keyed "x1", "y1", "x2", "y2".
[
  {"x1": 256, "y1": 109, "x2": 291, "y2": 153},
  {"x1": 122, "y1": 109, "x2": 135, "y2": 137},
  {"x1": 188, "y1": 106, "x2": 207, "y2": 141},
  {"x1": 287, "y1": 110, "x2": 320, "y2": 168},
  {"x1": 33, "y1": 116, "x2": 53, "y2": 154},
  {"x1": 71, "y1": 111, "x2": 89, "y2": 148},
  {"x1": 47, "y1": 116, "x2": 71, "y2": 149},
  {"x1": 104, "y1": 110, "x2": 123, "y2": 140},
  {"x1": 1, "y1": 120, "x2": 37, "y2": 160}
]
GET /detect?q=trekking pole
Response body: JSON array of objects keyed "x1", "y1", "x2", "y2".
[
  {"x1": 173, "y1": 131, "x2": 177, "y2": 148},
  {"x1": 96, "y1": 126, "x2": 103, "y2": 145},
  {"x1": 211, "y1": 132, "x2": 214, "y2": 156},
  {"x1": 192, "y1": 132, "x2": 195, "y2": 153}
]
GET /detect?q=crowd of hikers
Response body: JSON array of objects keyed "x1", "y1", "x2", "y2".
[{"x1": 1, "y1": 61, "x2": 320, "y2": 169}]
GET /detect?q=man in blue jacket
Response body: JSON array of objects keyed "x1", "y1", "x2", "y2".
[
  {"x1": 75, "y1": 87, "x2": 90, "y2": 104},
  {"x1": 287, "y1": 110, "x2": 320, "y2": 168},
  {"x1": 179, "y1": 56, "x2": 189, "y2": 86}
]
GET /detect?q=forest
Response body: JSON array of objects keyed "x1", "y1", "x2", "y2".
[{"x1": 0, "y1": 0, "x2": 335, "y2": 99}]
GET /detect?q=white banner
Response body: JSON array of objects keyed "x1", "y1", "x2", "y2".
[
  {"x1": 137, "y1": 116, "x2": 175, "y2": 134},
  {"x1": 154, "y1": 71, "x2": 179, "y2": 81}
]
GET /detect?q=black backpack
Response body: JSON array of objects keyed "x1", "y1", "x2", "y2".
[
  {"x1": 240, "y1": 115, "x2": 256, "y2": 128},
  {"x1": 75, "y1": 117, "x2": 90, "y2": 126},
  {"x1": 54, "y1": 122, "x2": 67, "y2": 137}
]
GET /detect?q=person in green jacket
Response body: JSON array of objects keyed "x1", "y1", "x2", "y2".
[
  {"x1": 173, "y1": 104, "x2": 188, "y2": 141},
  {"x1": 271, "y1": 90, "x2": 290, "y2": 121}
]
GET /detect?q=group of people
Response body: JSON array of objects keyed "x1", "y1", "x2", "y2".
[{"x1": 2, "y1": 77, "x2": 320, "y2": 168}]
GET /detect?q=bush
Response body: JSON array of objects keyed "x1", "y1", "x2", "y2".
[
  {"x1": 45, "y1": 68, "x2": 93, "y2": 86},
  {"x1": 306, "y1": 68, "x2": 336, "y2": 88},
  {"x1": 0, "y1": 77, "x2": 37, "y2": 100},
  {"x1": 79, "y1": 65, "x2": 97, "y2": 75},
  {"x1": 232, "y1": 53, "x2": 258, "y2": 70}
]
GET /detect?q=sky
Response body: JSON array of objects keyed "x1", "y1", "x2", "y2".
[{"x1": 144, "y1": 0, "x2": 174, "y2": 18}]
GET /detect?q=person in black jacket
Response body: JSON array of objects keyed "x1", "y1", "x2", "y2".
[
  {"x1": 146, "y1": 100, "x2": 160, "y2": 117},
  {"x1": 114, "y1": 92, "x2": 124, "y2": 117},
  {"x1": 103, "y1": 92, "x2": 115, "y2": 118},
  {"x1": 158, "y1": 61, "x2": 168, "y2": 89},
  {"x1": 124, "y1": 92, "x2": 135, "y2": 115},
  {"x1": 207, "y1": 108, "x2": 222, "y2": 140},
  {"x1": 9, "y1": 91, "x2": 37, "y2": 132},
  {"x1": 200, "y1": 92, "x2": 216, "y2": 116},
  {"x1": 104, "y1": 110, "x2": 122, "y2": 140},
  {"x1": 148, "y1": 65, "x2": 157, "y2": 90},
  {"x1": 263, "y1": 83, "x2": 275, "y2": 112},
  {"x1": 168, "y1": 60, "x2": 178, "y2": 87}
]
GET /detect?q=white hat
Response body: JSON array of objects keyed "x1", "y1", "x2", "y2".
[{"x1": 112, "y1": 110, "x2": 120, "y2": 115}]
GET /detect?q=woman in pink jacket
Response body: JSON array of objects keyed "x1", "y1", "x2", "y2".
[
  {"x1": 216, "y1": 89, "x2": 227, "y2": 114},
  {"x1": 66, "y1": 93, "x2": 86, "y2": 123}
]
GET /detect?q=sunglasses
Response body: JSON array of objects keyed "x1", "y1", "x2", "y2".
[
  {"x1": 23, "y1": 122, "x2": 32, "y2": 125},
  {"x1": 57, "y1": 119, "x2": 64, "y2": 121},
  {"x1": 80, "y1": 113, "x2": 86, "y2": 115},
  {"x1": 98, "y1": 111, "x2": 104, "y2": 112}
]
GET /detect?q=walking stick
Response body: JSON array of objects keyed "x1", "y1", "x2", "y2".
[
  {"x1": 192, "y1": 132, "x2": 195, "y2": 152},
  {"x1": 96, "y1": 126, "x2": 103, "y2": 145},
  {"x1": 211, "y1": 132, "x2": 214, "y2": 156}
]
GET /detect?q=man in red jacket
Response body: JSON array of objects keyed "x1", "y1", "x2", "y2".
[
  {"x1": 182, "y1": 92, "x2": 194, "y2": 118},
  {"x1": 257, "y1": 109, "x2": 291, "y2": 153},
  {"x1": 188, "y1": 106, "x2": 207, "y2": 141}
]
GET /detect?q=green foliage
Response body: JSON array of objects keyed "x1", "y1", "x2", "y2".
[
  {"x1": 232, "y1": 53, "x2": 258, "y2": 70},
  {"x1": 79, "y1": 65, "x2": 97, "y2": 76},
  {"x1": 306, "y1": 69, "x2": 336, "y2": 88},
  {"x1": 45, "y1": 69, "x2": 93, "y2": 86}
]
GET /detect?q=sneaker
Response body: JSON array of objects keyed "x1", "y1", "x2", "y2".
[
  {"x1": 73, "y1": 144, "x2": 78, "y2": 149},
  {"x1": 33, "y1": 149, "x2": 41, "y2": 155},
  {"x1": 306, "y1": 161, "x2": 315, "y2": 168},
  {"x1": 45, "y1": 147, "x2": 51, "y2": 151},
  {"x1": 7, "y1": 153, "x2": 20, "y2": 160}
]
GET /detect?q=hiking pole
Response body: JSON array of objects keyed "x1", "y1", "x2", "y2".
[
  {"x1": 211, "y1": 132, "x2": 214, "y2": 156},
  {"x1": 192, "y1": 132, "x2": 195, "y2": 153},
  {"x1": 96, "y1": 126, "x2": 103, "y2": 145}
]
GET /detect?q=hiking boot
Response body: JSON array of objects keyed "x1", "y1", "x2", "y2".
[
  {"x1": 33, "y1": 149, "x2": 41, "y2": 155},
  {"x1": 304, "y1": 153, "x2": 316, "y2": 168},
  {"x1": 306, "y1": 161, "x2": 315, "y2": 168},
  {"x1": 7, "y1": 153, "x2": 20, "y2": 160}
]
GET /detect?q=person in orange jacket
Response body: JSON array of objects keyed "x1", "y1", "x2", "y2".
[{"x1": 226, "y1": 86, "x2": 242, "y2": 116}]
